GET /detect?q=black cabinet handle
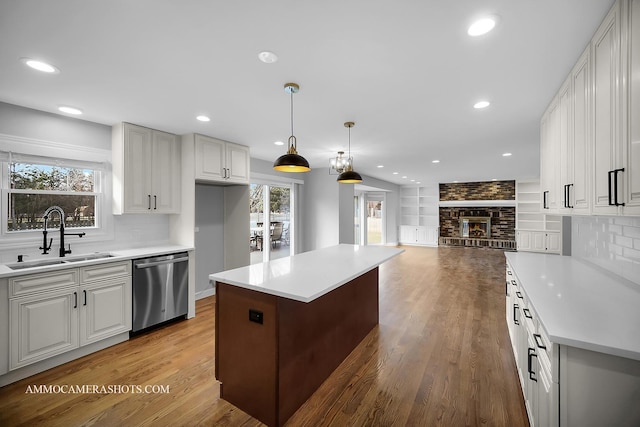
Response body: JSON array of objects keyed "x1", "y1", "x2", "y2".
[
  {"x1": 564, "y1": 184, "x2": 574, "y2": 208},
  {"x1": 511, "y1": 280, "x2": 517, "y2": 286},
  {"x1": 543, "y1": 191, "x2": 549, "y2": 209},
  {"x1": 148, "y1": 195, "x2": 152, "y2": 210},
  {"x1": 523, "y1": 308, "x2": 532, "y2": 319},
  {"x1": 534, "y1": 333, "x2": 547, "y2": 350},
  {"x1": 154, "y1": 195, "x2": 157, "y2": 210},
  {"x1": 73, "y1": 291, "x2": 77, "y2": 309},
  {"x1": 516, "y1": 291, "x2": 523, "y2": 299},
  {"x1": 83, "y1": 290, "x2": 87, "y2": 306},
  {"x1": 507, "y1": 270, "x2": 512, "y2": 276},
  {"x1": 614, "y1": 168, "x2": 625, "y2": 206},
  {"x1": 513, "y1": 304, "x2": 520, "y2": 325},
  {"x1": 528, "y1": 347, "x2": 538, "y2": 382}
]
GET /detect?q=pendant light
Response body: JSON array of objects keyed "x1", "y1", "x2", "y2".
[
  {"x1": 273, "y1": 82, "x2": 311, "y2": 172},
  {"x1": 337, "y1": 121, "x2": 363, "y2": 183}
]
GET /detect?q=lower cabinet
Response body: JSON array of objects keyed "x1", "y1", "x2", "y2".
[
  {"x1": 516, "y1": 230, "x2": 560, "y2": 254},
  {"x1": 399, "y1": 225, "x2": 438, "y2": 246},
  {"x1": 506, "y1": 260, "x2": 640, "y2": 427},
  {"x1": 8, "y1": 261, "x2": 131, "y2": 370}
]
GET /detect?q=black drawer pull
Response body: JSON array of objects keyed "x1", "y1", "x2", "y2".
[
  {"x1": 513, "y1": 304, "x2": 520, "y2": 325},
  {"x1": 523, "y1": 308, "x2": 532, "y2": 319},
  {"x1": 516, "y1": 291, "x2": 523, "y2": 299},
  {"x1": 528, "y1": 347, "x2": 538, "y2": 382},
  {"x1": 534, "y1": 333, "x2": 547, "y2": 350}
]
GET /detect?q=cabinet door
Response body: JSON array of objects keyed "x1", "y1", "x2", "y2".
[
  {"x1": 592, "y1": 5, "x2": 622, "y2": 215},
  {"x1": 123, "y1": 124, "x2": 153, "y2": 213},
  {"x1": 226, "y1": 142, "x2": 250, "y2": 184},
  {"x1": 571, "y1": 46, "x2": 592, "y2": 214},
  {"x1": 151, "y1": 130, "x2": 180, "y2": 213},
  {"x1": 399, "y1": 226, "x2": 416, "y2": 243},
  {"x1": 10, "y1": 289, "x2": 79, "y2": 370},
  {"x1": 531, "y1": 232, "x2": 546, "y2": 252},
  {"x1": 517, "y1": 230, "x2": 532, "y2": 251},
  {"x1": 558, "y1": 77, "x2": 573, "y2": 213},
  {"x1": 80, "y1": 278, "x2": 132, "y2": 346},
  {"x1": 195, "y1": 135, "x2": 226, "y2": 181},
  {"x1": 546, "y1": 232, "x2": 561, "y2": 253},
  {"x1": 541, "y1": 100, "x2": 560, "y2": 212},
  {"x1": 623, "y1": 0, "x2": 640, "y2": 215}
]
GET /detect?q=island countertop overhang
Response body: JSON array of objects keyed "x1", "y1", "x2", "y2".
[{"x1": 209, "y1": 244, "x2": 404, "y2": 303}]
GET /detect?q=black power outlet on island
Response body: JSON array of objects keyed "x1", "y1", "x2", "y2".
[{"x1": 249, "y1": 309, "x2": 263, "y2": 324}]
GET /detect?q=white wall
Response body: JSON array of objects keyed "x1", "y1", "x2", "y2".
[
  {"x1": 302, "y1": 168, "x2": 340, "y2": 251},
  {"x1": 572, "y1": 216, "x2": 640, "y2": 286}
]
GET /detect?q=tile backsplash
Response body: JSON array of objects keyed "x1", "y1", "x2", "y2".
[{"x1": 572, "y1": 216, "x2": 640, "y2": 286}]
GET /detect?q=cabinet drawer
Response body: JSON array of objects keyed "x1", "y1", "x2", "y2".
[
  {"x1": 80, "y1": 261, "x2": 131, "y2": 283},
  {"x1": 9, "y1": 269, "x2": 79, "y2": 297}
]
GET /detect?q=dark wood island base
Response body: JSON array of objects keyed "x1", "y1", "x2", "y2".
[{"x1": 215, "y1": 268, "x2": 379, "y2": 427}]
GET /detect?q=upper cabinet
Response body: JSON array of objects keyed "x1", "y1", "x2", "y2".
[
  {"x1": 540, "y1": 0, "x2": 639, "y2": 216},
  {"x1": 191, "y1": 134, "x2": 250, "y2": 184},
  {"x1": 592, "y1": 3, "x2": 622, "y2": 215},
  {"x1": 112, "y1": 122, "x2": 181, "y2": 214},
  {"x1": 622, "y1": 0, "x2": 640, "y2": 215}
]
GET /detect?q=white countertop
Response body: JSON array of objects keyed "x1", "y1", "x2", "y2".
[
  {"x1": 0, "y1": 245, "x2": 193, "y2": 278},
  {"x1": 210, "y1": 244, "x2": 404, "y2": 303},
  {"x1": 505, "y1": 251, "x2": 640, "y2": 361}
]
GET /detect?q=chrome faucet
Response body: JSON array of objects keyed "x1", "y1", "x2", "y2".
[{"x1": 40, "y1": 206, "x2": 86, "y2": 257}]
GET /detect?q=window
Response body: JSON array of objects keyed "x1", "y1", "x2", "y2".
[{"x1": 1, "y1": 153, "x2": 105, "y2": 236}]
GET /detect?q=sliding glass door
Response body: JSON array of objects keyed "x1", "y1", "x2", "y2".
[{"x1": 250, "y1": 183, "x2": 293, "y2": 264}]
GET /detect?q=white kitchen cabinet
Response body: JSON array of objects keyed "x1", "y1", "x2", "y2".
[
  {"x1": 193, "y1": 134, "x2": 250, "y2": 184},
  {"x1": 621, "y1": 0, "x2": 640, "y2": 215},
  {"x1": 567, "y1": 46, "x2": 592, "y2": 215},
  {"x1": 9, "y1": 287, "x2": 79, "y2": 370},
  {"x1": 540, "y1": 98, "x2": 560, "y2": 213},
  {"x1": 7, "y1": 260, "x2": 131, "y2": 371},
  {"x1": 79, "y1": 261, "x2": 132, "y2": 346},
  {"x1": 112, "y1": 122, "x2": 181, "y2": 214},
  {"x1": 592, "y1": 3, "x2": 622, "y2": 215},
  {"x1": 506, "y1": 256, "x2": 640, "y2": 427}
]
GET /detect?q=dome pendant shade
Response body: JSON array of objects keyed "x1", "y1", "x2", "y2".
[
  {"x1": 274, "y1": 136, "x2": 310, "y2": 171},
  {"x1": 337, "y1": 167, "x2": 363, "y2": 183},
  {"x1": 337, "y1": 121, "x2": 362, "y2": 183},
  {"x1": 273, "y1": 83, "x2": 310, "y2": 173}
]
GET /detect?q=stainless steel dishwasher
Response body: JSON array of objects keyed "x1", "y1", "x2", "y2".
[{"x1": 132, "y1": 252, "x2": 189, "y2": 333}]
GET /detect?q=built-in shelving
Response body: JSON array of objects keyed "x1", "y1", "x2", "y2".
[
  {"x1": 516, "y1": 180, "x2": 566, "y2": 254},
  {"x1": 399, "y1": 186, "x2": 439, "y2": 246}
]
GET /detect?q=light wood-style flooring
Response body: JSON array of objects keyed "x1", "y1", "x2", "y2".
[{"x1": 0, "y1": 246, "x2": 529, "y2": 426}]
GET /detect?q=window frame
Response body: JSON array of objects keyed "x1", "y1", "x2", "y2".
[{"x1": 0, "y1": 133, "x2": 113, "y2": 250}]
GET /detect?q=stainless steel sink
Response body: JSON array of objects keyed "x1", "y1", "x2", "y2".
[
  {"x1": 6, "y1": 253, "x2": 114, "y2": 270},
  {"x1": 7, "y1": 259, "x2": 68, "y2": 270},
  {"x1": 64, "y1": 253, "x2": 114, "y2": 262}
]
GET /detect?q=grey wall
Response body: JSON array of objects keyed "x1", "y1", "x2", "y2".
[
  {"x1": 0, "y1": 102, "x2": 171, "y2": 263},
  {"x1": 302, "y1": 168, "x2": 340, "y2": 252},
  {"x1": 0, "y1": 102, "x2": 111, "y2": 150},
  {"x1": 194, "y1": 184, "x2": 224, "y2": 296},
  {"x1": 358, "y1": 174, "x2": 401, "y2": 245}
]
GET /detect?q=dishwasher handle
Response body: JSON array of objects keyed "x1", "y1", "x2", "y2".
[{"x1": 134, "y1": 257, "x2": 188, "y2": 269}]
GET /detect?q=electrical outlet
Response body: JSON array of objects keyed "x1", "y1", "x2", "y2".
[{"x1": 249, "y1": 309, "x2": 263, "y2": 324}]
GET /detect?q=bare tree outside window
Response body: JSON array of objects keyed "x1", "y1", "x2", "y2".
[{"x1": 7, "y1": 163, "x2": 98, "y2": 232}]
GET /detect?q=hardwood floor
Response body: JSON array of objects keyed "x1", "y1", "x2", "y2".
[{"x1": 0, "y1": 246, "x2": 529, "y2": 426}]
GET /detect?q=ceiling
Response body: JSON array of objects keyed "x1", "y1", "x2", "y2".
[{"x1": 0, "y1": 0, "x2": 615, "y2": 186}]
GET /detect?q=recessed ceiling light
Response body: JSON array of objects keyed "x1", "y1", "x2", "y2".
[
  {"x1": 258, "y1": 51, "x2": 278, "y2": 63},
  {"x1": 196, "y1": 115, "x2": 210, "y2": 122},
  {"x1": 468, "y1": 17, "x2": 497, "y2": 36},
  {"x1": 21, "y1": 58, "x2": 59, "y2": 73},
  {"x1": 402, "y1": 176, "x2": 408, "y2": 179},
  {"x1": 377, "y1": 165, "x2": 384, "y2": 168},
  {"x1": 416, "y1": 181, "x2": 421, "y2": 184},
  {"x1": 274, "y1": 141, "x2": 284, "y2": 146},
  {"x1": 432, "y1": 160, "x2": 440, "y2": 163},
  {"x1": 393, "y1": 172, "x2": 399, "y2": 175},
  {"x1": 58, "y1": 106, "x2": 82, "y2": 115},
  {"x1": 410, "y1": 179, "x2": 415, "y2": 182},
  {"x1": 502, "y1": 152, "x2": 512, "y2": 157},
  {"x1": 474, "y1": 101, "x2": 491, "y2": 109}
]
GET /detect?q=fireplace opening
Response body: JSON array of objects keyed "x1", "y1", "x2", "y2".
[{"x1": 460, "y1": 217, "x2": 491, "y2": 239}]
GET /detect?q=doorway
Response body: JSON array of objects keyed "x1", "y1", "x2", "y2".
[
  {"x1": 356, "y1": 192, "x2": 386, "y2": 246},
  {"x1": 250, "y1": 183, "x2": 293, "y2": 264}
]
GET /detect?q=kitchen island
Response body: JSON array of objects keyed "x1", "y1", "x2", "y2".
[{"x1": 209, "y1": 244, "x2": 403, "y2": 427}]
